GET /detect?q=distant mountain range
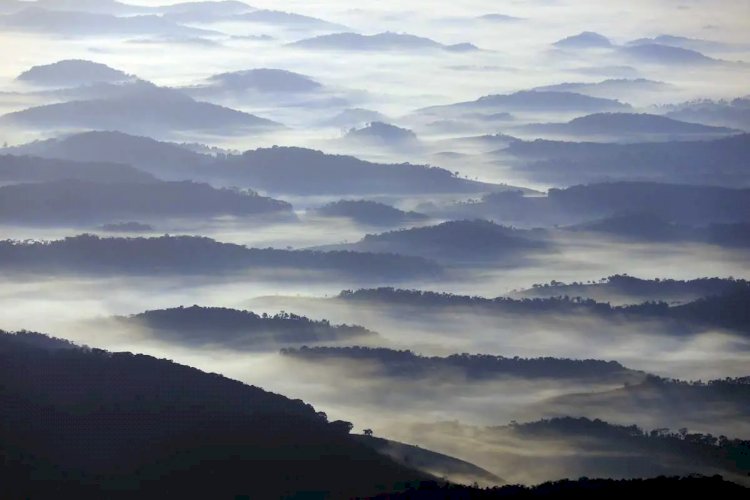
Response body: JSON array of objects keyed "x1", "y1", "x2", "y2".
[
  {"x1": 554, "y1": 31, "x2": 613, "y2": 49},
  {"x1": 319, "y1": 108, "x2": 390, "y2": 128},
  {"x1": 291, "y1": 32, "x2": 480, "y2": 52},
  {"x1": 195, "y1": 68, "x2": 322, "y2": 94},
  {"x1": 16, "y1": 59, "x2": 134, "y2": 87},
  {"x1": 627, "y1": 34, "x2": 737, "y2": 53},
  {"x1": 550, "y1": 31, "x2": 738, "y2": 66},
  {"x1": 665, "y1": 97, "x2": 750, "y2": 131},
  {"x1": 344, "y1": 122, "x2": 420, "y2": 148},
  {"x1": 522, "y1": 112, "x2": 739, "y2": 141},
  {"x1": 231, "y1": 9, "x2": 347, "y2": 31},
  {"x1": 0, "y1": 81, "x2": 282, "y2": 135},
  {"x1": 533, "y1": 79, "x2": 671, "y2": 99},
  {"x1": 419, "y1": 90, "x2": 630, "y2": 116},
  {"x1": 620, "y1": 43, "x2": 728, "y2": 65},
  {"x1": 0, "y1": 6, "x2": 217, "y2": 37}
]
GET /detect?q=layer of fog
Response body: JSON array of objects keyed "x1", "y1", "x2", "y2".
[
  {"x1": 1, "y1": 0, "x2": 749, "y2": 168},
  {"x1": 0, "y1": 1, "x2": 748, "y2": 485}
]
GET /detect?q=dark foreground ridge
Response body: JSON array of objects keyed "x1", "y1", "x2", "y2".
[
  {"x1": 0, "y1": 330, "x2": 427, "y2": 498},
  {"x1": 372, "y1": 475, "x2": 748, "y2": 498}
]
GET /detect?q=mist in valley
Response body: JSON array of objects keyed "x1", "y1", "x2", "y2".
[{"x1": 0, "y1": 0, "x2": 749, "y2": 496}]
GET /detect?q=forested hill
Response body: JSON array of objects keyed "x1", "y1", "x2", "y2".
[
  {"x1": 282, "y1": 346, "x2": 643, "y2": 383},
  {"x1": 0, "y1": 331, "x2": 427, "y2": 498},
  {"x1": 118, "y1": 306, "x2": 377, "y2": 348}
]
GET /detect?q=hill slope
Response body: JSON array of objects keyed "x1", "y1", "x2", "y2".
[
  {"x1": 0, "y1": 234, "x2": 442, "y2": 280},
  {"x1": 115, "y1": 306, "x2": 377, "y2": 349},
  {"x1": 0, "y1": 330, "x2": 427, "y2": 498}
]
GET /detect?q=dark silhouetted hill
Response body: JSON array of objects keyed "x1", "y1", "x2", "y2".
[
  {"x1": 356, "y1": 435, "x2": 504, "y2": 487},
  {"x1": 291, "y1": 32, "x2": 478, "y2": 52},
  {"x1": 420, "y1": 90, "x2": 629, "y2": 115},
  {"x1": 7, "y1": 138, "x2": 502, "y2": 195},
  {"x1": 282, "y1": 346, "x2": 643, "y2": 383},
  {"x1": 0, "y1": 179, "x2": 292, "y2": 224},
  {"x1": 0, "y1": 154, "x2": 155, "y2": 184},
  {"x1": 0, "y1": 82, "x2": 281, "y2": 134},
  {"x1": 201, "y1": 68, "x2": 322, "y2": 93},
  {"x1": 209, "y1": 146, "x2": 500, "y2": 195},
  {"x1": 627, "y1": 34, "x2": 734, "y2": 53},
  {"x1": 320, "y1": 108, "x2": 390, "y2": 128},
  {"x1": 403, "y1": 415, "x2": 750, "y2": 490},
  {"x1": 502, "y1": 134, "x2": 750, "y2": 186},
  {"x1": 667, "y1": 289, "x2": 750, "y2": 333},
  {"x1": 0, "y1": 234, "x2": 441, "y2": 279},
  {"x1": 704, "y1": 222, "x2": 750, "y2": 247},
  {"x1": 235, "y1": 9, "x2": 347, "y2": 30},
  {"x1": 117, "y1": 306, "x2": 377, "y2": 348},
  {"x1": 345, "y1": 122, "x2": 420, "y2": 147},
  {"x1": 5, "y1": 130, "x2": 213, "y2": 179},
  {"x1": 16, "y1": 59, "x2": 133, "y2": 87},
  {"x1": 315, "y1": 200, "x2": 428, "y2": 226},
  {"x1": 510, "y1": 416, "x2": 750, "y2": 481},
  {"x1": 158, "y1": 0, "x2": 254, "y2": 22},
  {"x1": 335, "y1": 286, "x2": 750, "y2": 335},
  {"x1": 554, "y1": 31, "x2": 612, "y2": 49},
  {"x1": 517, "y1": 275, "x2": 750, "y2": 305},
  {"x1": 620, "y1": 43, "x2": 724, "y2": 65},
  {"x1": 524, "y1": 113, "x2": 738, "y2": 140},
  {"x1": 546, "y1": 182, "x2": 750, "y2": 224},
  {"x1": 567, "y1": 213, "x2": 750, "y2": 247},
  {"x1": 568, "y1": 212, "x2": 693, "y2": 240},
  {"x1": 477, "y1": 13, "x2": 522, "y2": 22},
  {"x1": 333, "y1": 220, "x2": 550, "y2": 263},
  {"x1": 0, "y1": 330, "x2": 427, "y2": 498},
  {"x1": 0, "y1": 6, "x2": 215, "y2": 37},
  {"x1": 336, "y1": 287, "x2": 625, "y2": 318},
  {"x1": 543, "y1": 376, "x2": 750, "y2": 441},
  {"x1": 665, "y1": 98, "x2": 750, "y2": 131},
  {"x1": 32, "y1": 0, "x2": 149, "y2": 15},
  {"x1": 436, "y1": 133, "x2": 518, "y2": 153},
  {"x1": 533, "y1": 79, "x2": 669, "y2": 98},
  {"x1": 431, "y1": 182, "x2": 750, "y2": 228},
  {"x1": 502, "y1": 417, "x2": 750, "y2": 483}
]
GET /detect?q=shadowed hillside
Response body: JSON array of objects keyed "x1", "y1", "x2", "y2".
[
  {"x1": 331, "y1": 220, "x2": 550, "y2": 263},
  {"x1": 115, "y1": 306, "x2": 377, "y2": 348},
  {"x1": 0, "y1": 154, "x2": 155, "y2": 184},
  {"x1": 0, "y1": 330, "x2": 428, "y2": 498},
  {"x1": 282, "y1": 346, "x2": 644, "y2": 383},
  {"x1": 0, "y1": 179, "x2": 293, "y2": 224},
  {"x1": 0, "y1": 234, "x2": 442, "y2": 280}
]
